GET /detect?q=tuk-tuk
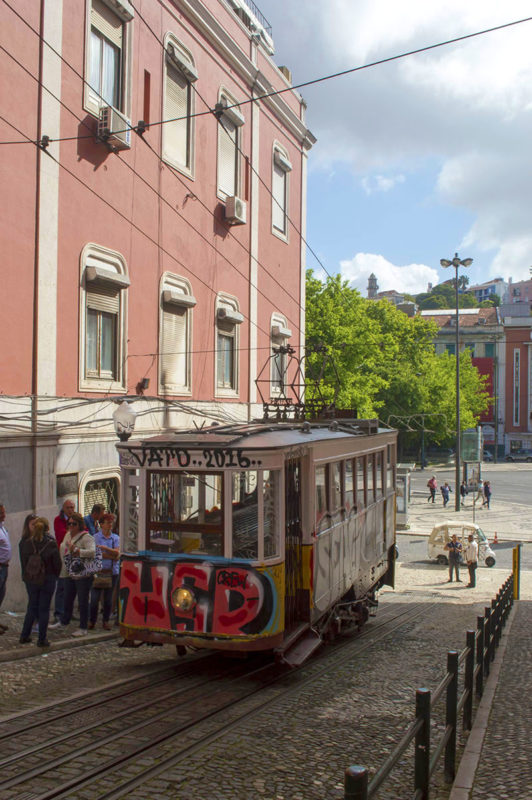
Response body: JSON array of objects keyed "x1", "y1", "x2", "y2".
[{"x1": 428, "y1": 521, "x2": 496, "y2": 567}]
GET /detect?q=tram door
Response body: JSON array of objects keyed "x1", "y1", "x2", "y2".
[{"x1": 284, "y1": 458, "x2": 304, "y2": 629}]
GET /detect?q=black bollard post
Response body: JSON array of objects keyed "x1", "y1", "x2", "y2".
[
  {"x1": 414, "y1": 688, "x2": 431, "y2": 799},
  {"x1": 344, "y1": 766, "x2": 368, "y2": 800},
  {"x1": 464, "y1": 631, "x2": 475, "y2": 731},
  {"x1": 444, "y1": 651, "x2": 459, "y2": 782},
  {"x1": 476, "y1": 616, "x2": 484, "y2": 698}
]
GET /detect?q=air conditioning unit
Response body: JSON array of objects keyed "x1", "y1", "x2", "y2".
[
  {"x1": 98, "y1": 106, "x2": 132, "y2": 151},
  {"x1": 224, "y1": 195, "x2": 247, "y2": 225}
]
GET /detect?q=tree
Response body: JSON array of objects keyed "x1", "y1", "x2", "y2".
[{"x1": 305, "y1": 271, "x2": 489, "y2": 438}]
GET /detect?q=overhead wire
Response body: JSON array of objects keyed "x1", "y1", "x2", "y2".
[
  {"x1": 0, "y1": 4, "x2": 531, "y2": 145},
  {"x1": 0, "y1": 0, "x2": 310, "y2": 342}
]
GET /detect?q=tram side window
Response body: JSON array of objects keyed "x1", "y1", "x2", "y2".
[
  {"x1": 331, "y1": 462, "x2": 343, "y2": 516},
  {"x1": 345, "y1": 459, "x2": 355, "y2": 513},
  {"x1": 387, "y1": 444, "x2": 395, "y2": 489},
  {"x1": 367, "y1": 454, "x2": 375, "y2": 503},
  {"x1": 357, "y1": 457, "x2": 366, "y2": 508},
  {"x1": 315, "y1": 465, "x2": 327, "y2": 527},
  {"x1": 263, "y1": 470, "x2": 279, "y2": 558},
  {"x1": 232, "y1": 471, "x2": 258, "y2": 559},
  {"x1": 376, "y1": 451, "x2": 383, "y2": 497}
]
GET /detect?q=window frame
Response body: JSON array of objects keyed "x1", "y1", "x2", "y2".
[
  {"x1": 216, "y1": 89, "x2": 244, "y2": 201},
  {"x1": 271, "y1": 142, "x2": 292, "y2": 240},
  {"x1": 84, "y1": 0, "x2": 134, "y2": 119},
  {"x1": 161, "y1": 34, "x2": 197, "y2": 178},
  {"x1": 159, "y1": 273, "x2": 195, "y2": 395},
  {"x1": 215, "y1": 294, "x2": 243, "y2": 397},
  {"x1": 79, "y1": 243, "x2": 129, "y2": 393},
  {"x1": 270, "y1": 314, "x2": 292, "y2": 396}
]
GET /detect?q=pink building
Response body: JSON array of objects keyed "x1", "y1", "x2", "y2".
[{"x1": 0, "y1": 0, "x2": 314, "y2": 608}]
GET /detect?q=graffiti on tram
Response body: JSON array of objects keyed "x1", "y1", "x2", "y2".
[{"x1": 119, "y1": 558, "x2": 282, "y2": 636}]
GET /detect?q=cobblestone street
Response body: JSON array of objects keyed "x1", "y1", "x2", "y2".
[{"x1": 2, "y1": 559, "x2": 528, "y2": 799}]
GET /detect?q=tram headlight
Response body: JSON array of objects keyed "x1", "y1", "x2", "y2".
[{"x1": 171, "y1": 586, "x2": 196, "y2": 612}]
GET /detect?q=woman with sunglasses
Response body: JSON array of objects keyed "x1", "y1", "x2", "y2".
[{"x1": 51, "y1": 512, "x2": 95, "y2": 636}]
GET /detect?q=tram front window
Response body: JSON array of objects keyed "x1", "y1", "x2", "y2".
[
  {"x1": 148, "y1": 471, "x2": 223, "y2": 555},
  {"x1": 232, "y1": 471, "x2": 258, "y2": 559}
]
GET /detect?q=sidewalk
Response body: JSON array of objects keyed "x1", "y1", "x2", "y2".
[
  {"x1": 402, "y1": 490, "x2": 532, "y2": 542},
  {"x1": 0, "y1": 612, "x2": 118, "y2": 662},
  {"x1": 449, "y1": 597, "x2": 532, "y2": 799}
]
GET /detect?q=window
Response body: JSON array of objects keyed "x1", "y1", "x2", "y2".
[
  {"x1": 272, "y1": 144, "x2": 291, "y2": 237},
  {"x1": 159, "y1": 274, "x2": 195, "y2": 393},
  {"x1": 484, "y1": 342, "x2": 495, "y2": 358},
  {"x1": 216, "y1": 295, "x2": 243, "y2": 394},
  {"x1": 270, "y1": 316, "x2": 292, "y2": 395},
  {"x1": 344, "y1": 459, "x2": 355, "y2": 512},
  {"x1": 315, "y1": 465, "x2": 327, "y2": 527},
  {"x1": 85, "y1": 0, "x2": 133, "y2": 116},
  {"x1": 217, "y1": 91, "x2": 244, "y2": 199},
  {"x1": 80, "y1": 244, "x2": 129, "y2": 392},
  {"x1": 513, "y1": 349, "x2": 520, "y2": 426},
  {"x1": 367, "y1": 454, "x2": 375, "y2": 503},
  {"x1": 331, "y1": 462, "x2": 343, "y2": 514},
  {"x1": 162, "y1": 36, "x2": 197, "y2": 174},
  {"x1": 446, "y1": 343, "x2": 456, "y2": 355}
]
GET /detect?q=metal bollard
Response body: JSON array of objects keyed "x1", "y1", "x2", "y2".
[
  {"x1": 444, "y1": 651, "x2": 459, "y2": 783},
  {"x1": 484, "y1": 607, "x2": 491, "y2": 677},
  {"x1": 476, "y1": 616, "x2": 484, "y2": 698},
  {"x1": 344, "y1": 766, "x2": 368, "y2": 800},
  {"x1": 463, "y1": 631, "x2": 475, "y2": 731},
  {"x1": 414, "y1": 688, "x2": 431, "y2": 800}
]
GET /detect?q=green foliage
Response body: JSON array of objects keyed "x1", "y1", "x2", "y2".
[
  {"x1": 480, "y1": 295, "x2": 500, "y2": 307},
  {"x1": 305, "y1": 271, "x2": 490, "y2": 440},
  {"x1": 415, "y1": 280, "x2": 479, "y2": 309}
]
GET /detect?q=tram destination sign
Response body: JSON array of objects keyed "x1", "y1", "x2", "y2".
[{"x1": 119, "y1": 445, "x2": 264, "y2": 469}]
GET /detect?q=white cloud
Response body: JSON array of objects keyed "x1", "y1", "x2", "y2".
[
  {"x1": 361, "y1": 174, "x2": 405, "y2": 194},
  {"x1": 339, "y1": 253, "x2": 439, "y2": 295},
  {"x1": 262, "y1": 0, "x2": 532, "y2": 276}
]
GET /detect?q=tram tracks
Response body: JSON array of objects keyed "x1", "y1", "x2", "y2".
[{"x1": 0, "y1": 600, "x2": 438, "y2": 800}]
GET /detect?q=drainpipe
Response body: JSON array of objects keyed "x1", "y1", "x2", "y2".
[{"x1": 31, "y1": 0, "x2": 45, "y2": 511}]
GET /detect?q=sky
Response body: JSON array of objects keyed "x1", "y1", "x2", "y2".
[{"x1": 259, "y1": 0, "x2": 532, "y2": 296}]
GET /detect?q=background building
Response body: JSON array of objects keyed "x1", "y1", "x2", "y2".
[{"x1": 0, "y1": 0, "x2": 314, "y2": 608}]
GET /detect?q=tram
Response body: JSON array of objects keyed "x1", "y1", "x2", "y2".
[{"x1": 116, "y1": 414, "x2": 397, "y2": 665}]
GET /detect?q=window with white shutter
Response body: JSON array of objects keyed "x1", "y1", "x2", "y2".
[
  {"x1": 215, "y1": 295, "x2": 243, "y2": 394},
  {"x1": 270, "y1": 315, "x2": 292, "y2": 394},
  {"x1": 272, "y1": 144, "x2": 292, "y2": 238},
  {"x1": 159, "y1": 275, "x2": 195, "y2": 393},
  {"x1": 85, "y1": 0, "x2": 134, "y2": 117},
  {"x1": 80, "y1": 245, "x2": 129, "y2": 392},
  {"x1": 162, "y1": 36, "x2": 197, "y2": 175},
  {"x1": 217, "y1": 91, "x2": 244, "y2": 199}
]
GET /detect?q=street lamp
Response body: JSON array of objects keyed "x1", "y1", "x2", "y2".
[
  {"x1": 112, "y1": 400, "x2": 137, "y2": 441},
  {"x1": 440, "y1": 253, "x2": 473, "y2": 511}
]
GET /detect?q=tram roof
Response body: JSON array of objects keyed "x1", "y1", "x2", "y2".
[{"x1": 120, "y1": 419, "x2": 393, "y2": 451}]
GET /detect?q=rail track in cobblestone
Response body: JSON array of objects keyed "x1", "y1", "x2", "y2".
[{"x1": 0, "y1": 600, "x2": 438, "y2": 800}]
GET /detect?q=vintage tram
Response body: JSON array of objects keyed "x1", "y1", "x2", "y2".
[{"x1": 117, "y1": 415, "x2": 397, "y2": 665}]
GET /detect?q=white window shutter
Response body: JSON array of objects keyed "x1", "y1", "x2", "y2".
[
  {"x1": 92, "y1": 0, "x2": 123, "y2": 47},
  {"x1": 218, "y1": 116, "x2": 237, "y2": 197},
  {"x1": 164, "y1": 64, "x2": 189, "y2": 168},
  {"x1": 86, "y1": 284, "x2": 120, "y2": 314},
  {"x1": 161, "y1": 306, "x2": 187, "y2": 388},
  {"x1": 272, "y1": 161, "x2": 286, "y2": 232}
]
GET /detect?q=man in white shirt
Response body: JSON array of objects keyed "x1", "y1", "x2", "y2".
[
  {"x1": 465, "y1": 534, "x2": 479, "y2": 588},
  {"x1": 0, "y1": 503, "x2": 11, "y2": 632}
]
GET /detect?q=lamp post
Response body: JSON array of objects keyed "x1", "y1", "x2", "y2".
[{"x1": 440, "y1": 253, "x2": 473, "y2": 511}]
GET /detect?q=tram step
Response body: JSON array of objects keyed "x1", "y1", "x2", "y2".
[{"x1": 275, "y1": 625, "x2": 322, "y2": 667}]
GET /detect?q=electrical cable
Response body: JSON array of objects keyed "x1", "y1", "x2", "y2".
[
  {"x1": 1, "y1": 1, "x2": 530, "y2": 145},
  {"x1": 0, "y1": 9, "x2": 310, "y2": 337}
]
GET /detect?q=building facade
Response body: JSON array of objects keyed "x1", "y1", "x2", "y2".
[{"x1": 0, "y1": 0, "x2": 314, "y2": 608}]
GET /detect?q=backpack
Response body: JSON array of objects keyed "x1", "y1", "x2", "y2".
[{"x1": 23, "y1": 539, "x2": 49, "y2": 585}]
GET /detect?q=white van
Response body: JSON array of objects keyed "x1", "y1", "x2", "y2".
[{"x1": 428, "y1": 522, "x2": 496, "y2": 567}]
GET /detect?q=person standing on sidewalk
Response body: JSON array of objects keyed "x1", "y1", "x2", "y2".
[
  {"x1": 445, "y1": 534, "x2": 462, "y2": 582},
  {"x1": 0, "y1": 503, "x2": 11, "y2": 634},
  {"x1": 460, "y1": 481, "x2": 467, "y2": 508},
  {"x1": 53, "y1": 499, "x2": 76, "y2": 622},
  {"x1": 89, "y1": 513, "x2": 119, "y2": 631},
  {"x1": 465, "y1": 533, "x2": 478, "y2": 588},
  {"x1": 482, "y1": 481, "x2": 492, "y2": 509},
  {"x1": 427, "y1": 476, "x2": 437, "y2": 503},
  {"x1": 441, "y1": 482, "x2": 452, "y2": 507},
  {"x1": 19, "y1": 517, "x2": 61, "y2": 647},
  {"x1": 50, "y1": 512, "x2": 95, "y2": 637}
]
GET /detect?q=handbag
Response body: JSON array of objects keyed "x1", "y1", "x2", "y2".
[
  {"x1": 64, "y1": 545, "x2": 103, "y2": 578},
  {"x1": 92, "y1": 568, "x2": 113, "y2": 589}
]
